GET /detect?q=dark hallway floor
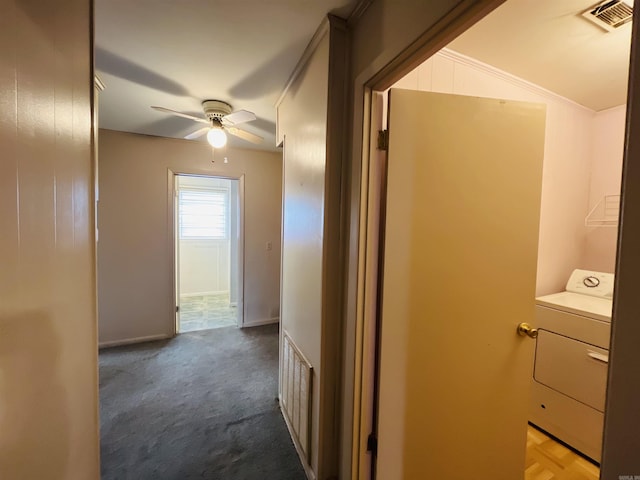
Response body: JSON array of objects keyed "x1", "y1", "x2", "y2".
[{"x1": 99, "y1": 324, "x2": 305, "y2": 480}]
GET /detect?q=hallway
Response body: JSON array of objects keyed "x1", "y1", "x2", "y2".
[{"x1": 99, "y1": 324, "x2": 304, "y2": 480}]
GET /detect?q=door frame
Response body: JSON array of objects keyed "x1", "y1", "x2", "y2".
[
  {"x1": 168, "y1": 170, "x2": 246, "y2": 334},
  {"x1": 350, "y1": 5, "x2": 509, "y2": 476},
  {"x1": 347, "y1": 1, "x2": 639, "y2": 478}
]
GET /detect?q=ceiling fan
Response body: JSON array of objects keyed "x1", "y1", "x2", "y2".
[{"x1": 151, "y1": 100, "x2": 263, "y2": 148}]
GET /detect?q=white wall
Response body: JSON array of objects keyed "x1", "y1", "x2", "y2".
[
  {"x1": 584, "y1": 105, "x2": 626, "y2": 273},
  {"x1": 177, "y1": 176, "x2": 233, "y2": 296},
  {"x1": 179, "y1": 241, "x2": 230, "y2": 295},
  {"x1": 98, "y1": 130, "x2": 282, "y2": 345},
  {"x1": 394, "y1": 49, "x2": 624, "y2": 295},
  {"x1": 0, "y1": 0, "x2": 99, "y2": 477}
]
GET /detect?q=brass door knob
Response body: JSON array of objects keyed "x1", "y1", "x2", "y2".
[{"x1": 517, "y1": 322, "x2": 538, "y2": 339}]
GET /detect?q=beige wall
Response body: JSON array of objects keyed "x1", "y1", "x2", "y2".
[
  {"x1": 97, "y1": 130, "x2": 282, "y2": 345},
  {"x1": 349, "y1": 0, "x2": 472, "y2": 82},
  {"x1": 278, "y1": 31, "x2": 329, "y2": 478},
  {"x1": 277, "y1": 16, "x2": 348, "y2": 478},
  {"x1": 0, "y1": 0, "x2": 100, "y2": 478}
]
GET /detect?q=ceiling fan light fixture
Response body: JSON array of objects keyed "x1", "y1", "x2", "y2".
[
  {"x1": 207, "y1": 125, "x2": 227, "y2": 148},
  {"x1": 152, "y1": 101, "x2": 263, "y2": 145}
]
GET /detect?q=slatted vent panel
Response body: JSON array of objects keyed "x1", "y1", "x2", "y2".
[
  {"x1": 281, "y1": 331, "x2": 313, "y2": 461},
  {"x1": 582, "y1": 0, "x2": 633, "y2": 31}
]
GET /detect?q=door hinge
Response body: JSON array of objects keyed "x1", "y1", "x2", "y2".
[
  {"x1": 176, "y1": 305, "x2": 180, "y2": 313},
  {"x1": 367, "y1": 432, "x2": 378, "y2": 455},
  {"x1": 377, "y1": 129, "x2": 389, "y2": 151}
]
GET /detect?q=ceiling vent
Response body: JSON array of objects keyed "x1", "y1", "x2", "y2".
[{"x1": 582, "y1": 0, "x2": 634, "y2": 32}]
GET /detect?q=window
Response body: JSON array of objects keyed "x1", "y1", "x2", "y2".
[{"x1": 178, "y1": 188, "x2": 228, "y2": 239}]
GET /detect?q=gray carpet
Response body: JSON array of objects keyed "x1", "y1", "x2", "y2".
[{"x1": 99, "y1": 324, "x2": 306, "y2": 480}]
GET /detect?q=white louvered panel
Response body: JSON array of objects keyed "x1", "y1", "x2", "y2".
[
  {"x1": 281, "y1": 331, "x2": 313, "y2": 461},
  {"x1": 282, "y1": 339, "x2": 291, "y2": 411}
]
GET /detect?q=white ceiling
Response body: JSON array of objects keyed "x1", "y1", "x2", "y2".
[
  {"x1": 448, "y1": 0, "x2": 632, "y2": 111},
  {"x1": 95, "y1": 0, "x2": 358, "y2": 151},
  {"x1": 97, "y1": 0, "x2": 633, "y2": 149}
]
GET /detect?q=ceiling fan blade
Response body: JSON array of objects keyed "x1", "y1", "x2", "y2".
[
  {"x1": 226, "y1": 126, "x2": 263, "y2": 144},
  {"x1": 184, "y1": 127, "x2": 210, "y2": 140},
  {"x1": 151, "y1": 106, "x2": 209, "y2": 124},
  {"x1": 222, "y1": 109, "x2": 256, "y2": 126}
]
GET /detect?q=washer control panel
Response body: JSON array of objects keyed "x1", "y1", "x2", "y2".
[
  {"x1": 566, "y1": 269, "x2": 615, "y2": 298},
  {"x1": 583, "y1": 276, "x2": 600, "y2": 288}
]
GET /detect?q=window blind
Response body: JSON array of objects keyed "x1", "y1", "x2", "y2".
[{"x1": 178, "y1": 189, "x2": 228, "y2": 239}]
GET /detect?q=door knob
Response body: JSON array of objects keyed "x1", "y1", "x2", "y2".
[{"x1": 517, "y1": 322, "x2": 538, "y2": 339}]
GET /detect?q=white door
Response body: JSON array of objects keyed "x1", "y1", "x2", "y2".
[{"x1": 375, "y1": 89, "x2": 546, "y2": 479}]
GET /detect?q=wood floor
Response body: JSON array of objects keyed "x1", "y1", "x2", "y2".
[{"x1": 525, "y1": 425, "x2": 600, "y2": 480}]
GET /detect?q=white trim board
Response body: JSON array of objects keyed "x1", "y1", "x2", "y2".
[
  {"x1": 243, "y1": 317, "x2": 279, "y2": 328},
  {"x1": 99, "y1": 334, "x2": 172, "y2": 349},
  {"x1": 170, "y1": 170, "x2": 246, "y2": 333},
  {"x1": 179, "y1": 290, "x2": 229, "y2": 298},
  {"x1": 438, "y1": 48, "x2": 599, "y2": 114},
  {"x1": 275, "y1": 18, "x2": 330, "y2": 109}
]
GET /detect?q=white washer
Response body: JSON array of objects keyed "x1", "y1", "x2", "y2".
[{"x1": 529, "y1": 269, "x2": 613, "y2": 463}]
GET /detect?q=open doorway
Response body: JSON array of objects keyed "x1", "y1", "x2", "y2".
[
  {"x1": 355, "y1": 1, "x2": 631, "y2": 478},
  {"x1": 175, "y1": 174, "x2": 243, "y2": 333}
]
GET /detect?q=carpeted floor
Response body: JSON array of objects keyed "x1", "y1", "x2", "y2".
[{"x1": 99, "y1": 324, "x2": 306, "y2": 480}]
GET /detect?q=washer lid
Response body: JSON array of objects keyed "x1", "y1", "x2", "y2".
[{"x1": 536, "y1": 291, "x2": 613, "y2": 322}]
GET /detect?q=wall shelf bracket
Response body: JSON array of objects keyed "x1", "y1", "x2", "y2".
[{"x1": 585, "y1": 194, "x2": 620, "y2": 227}]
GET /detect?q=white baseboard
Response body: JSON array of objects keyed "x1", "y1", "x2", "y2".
[
  {"x1": 242, "y1": 317, "x2": 279, "y2": 328},
  {"x1": 278, "y1": 395, "x2": 316, "y2": 480},
  {"x1": 179, "y1": 290, "x2": 228, "y2": 298},
  {"x1": 99, "y1": 334, "x2": 172, "y2": 349}
]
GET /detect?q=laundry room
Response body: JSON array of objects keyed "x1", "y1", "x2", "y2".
[{"x1": 386, "y1": 0, "x2": 631, "y2": 472}]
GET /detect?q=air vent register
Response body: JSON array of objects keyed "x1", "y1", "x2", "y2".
[{"x1": 582, "y1": 0, "x2": 633, "y2": 32}]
